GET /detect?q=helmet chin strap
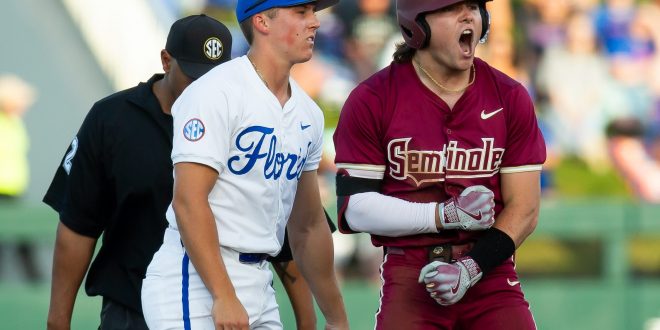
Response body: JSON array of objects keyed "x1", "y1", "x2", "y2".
[
  {"x1": 479, "y1": 28, "x2": 490, "y2": 44},
  {"x1": 478, "y1": 8, "x2": 490, "y2": 44}
]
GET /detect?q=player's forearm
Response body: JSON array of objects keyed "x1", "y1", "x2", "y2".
[
  {"x1": 496, "y1": 171, "x2": 542, "y2": 248},
  {"x1": 174, "y1": 198, "x2": 236, "y2": 301},
  {"x1": 462, "y1": 202, "x2": 538, "y2": 277},
  {"x1": 48, "y1": 222, "x2": 96, "y2": 330},
  {"x1": 290, "y1": 221, "x2": 348, "y2": 328},
  {"x1": 345, "y1": 192, "x2": 437, "y2": 236},
  {"x1": 493, "y1": 198, "x2": 539, "y2": 248},
  {"x1": 273, "y1": 261, "x2": 317, "y2": 330}
]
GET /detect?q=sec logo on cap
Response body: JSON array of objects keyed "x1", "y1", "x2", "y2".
[
  {"x1": 183, "y1": 118, "x2": 205, "y2": 141},
  {"x1": 204, "y1": 37, "x2": 224, "y2": 60}
]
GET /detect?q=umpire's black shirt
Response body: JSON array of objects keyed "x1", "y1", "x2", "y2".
[{"x1": 44, "y1": 74, "x2": 172, "y2": 313}]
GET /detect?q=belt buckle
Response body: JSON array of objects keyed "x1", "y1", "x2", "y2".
[{"x1": 428, "y1": 243, "x2": 453, "y2": 263}]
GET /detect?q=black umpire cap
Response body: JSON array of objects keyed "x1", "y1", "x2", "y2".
[{"x1": 166, "y1": 14, "x2": 233, "y2": 79}]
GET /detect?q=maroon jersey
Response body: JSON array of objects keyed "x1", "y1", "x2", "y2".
[{"x1": 334, "y1": 58, "x2": 546, "y2": 247}]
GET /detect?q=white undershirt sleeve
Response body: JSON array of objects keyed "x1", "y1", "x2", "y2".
[{"x1": 345, "y1": 192, "x2": 439, "y2": 237}]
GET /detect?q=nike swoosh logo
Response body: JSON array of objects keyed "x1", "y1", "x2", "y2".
[
  {"x1": 507, "y1": 278, "x2": 520, "y2": 286},
  {"x1": 300, "y1": 123, "x2": 311, "y2": 130},
  {"x1": 481, "y1": 108, "x2": 503, "y2": 120},
  {"x1": 451, "y1": 280, "x2": 460, "y2": 294},
  {"x1": 457, "y1": 206, "x2": 482, "y2": 221}
]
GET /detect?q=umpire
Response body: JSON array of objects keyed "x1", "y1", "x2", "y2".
[{"x1": 43, "y1": 15, "x2": 232, "y2": 330}]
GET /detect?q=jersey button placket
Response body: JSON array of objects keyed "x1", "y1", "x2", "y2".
[
  {"x1": 446, "y1": 114, "x2": 453, "y2": 135},
  {"x1": 276, "y1": 112, "x2": 285, "y2": 229}
]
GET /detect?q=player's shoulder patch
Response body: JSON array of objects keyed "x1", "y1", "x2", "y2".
[{"x1": 183, "y1": 118, "x2": 205, "y2": 142}]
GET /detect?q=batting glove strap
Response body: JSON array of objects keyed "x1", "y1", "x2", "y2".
[
  {"x1": 456, "y1": 256, "x2": 483, "y2": 287},
  {"x1": 441, "y1": 200, "x2": 461, "y2": 227}
]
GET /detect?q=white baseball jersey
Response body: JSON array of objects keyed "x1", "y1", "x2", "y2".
[{"x1": 168, "y1": 55, "x2": 324, "y2": 256}]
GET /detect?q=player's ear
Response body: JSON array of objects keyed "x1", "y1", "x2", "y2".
[
  {"x1": 252, "y1": 13, "x2": 270, "y2": 34},
  {"x1": 160, "y1": 49, "x2": 172, "y2": 73}
]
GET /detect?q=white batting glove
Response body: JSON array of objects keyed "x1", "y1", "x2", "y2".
[
  {"x1": 417, "y1": 256, "x2": 483, "y2": 306},
  {"x1": 439, "y1": 185, "x2": 495, "y2": 230}
]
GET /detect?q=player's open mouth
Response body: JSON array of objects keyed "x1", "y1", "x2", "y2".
[
  {"x1": 459, "y1": 29, "x2": 474, "y2": 56},
  {"x1": 307, "y1": 36, "x2": 315, "y2": 45}
]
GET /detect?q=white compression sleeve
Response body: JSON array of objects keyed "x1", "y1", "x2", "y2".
[{"x1": 345, "y1": 192, "x2": 438, "y2": 237}]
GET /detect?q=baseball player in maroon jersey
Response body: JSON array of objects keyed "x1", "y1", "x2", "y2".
[{"x1": 333, "y1": 1, "x2": 545, "y2": 329}]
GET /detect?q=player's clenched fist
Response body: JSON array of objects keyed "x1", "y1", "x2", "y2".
[
  {"x1": 438, "y1": 185, "x2": 495, "y2": 231},
  {"x1": 417, "y1": 256, "x2": 483, "y2": 306},
  {"x1": 212, "y1": 297, "x2": 249, "y2": 329}
]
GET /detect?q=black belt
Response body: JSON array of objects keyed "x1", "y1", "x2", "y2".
[
  {"x1": 239, "y1": 253, "x2": 269, "y2": 264},
  {"x1": 385, "y1": 242, "x2": 474, "y2": 264}
]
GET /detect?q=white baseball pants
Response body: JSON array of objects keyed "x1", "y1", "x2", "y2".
[{"x1": 142, "y1": 227, "x2": 282, "y2": 330}]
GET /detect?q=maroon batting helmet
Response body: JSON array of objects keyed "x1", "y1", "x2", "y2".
[{"x1": 396, "y1": 0, "x2": 492, "y2": 49}]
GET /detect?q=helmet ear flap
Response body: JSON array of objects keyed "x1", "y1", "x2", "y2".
[
  {"x1": 478, "y1": 3, "x2": 490, "y2": 43},
  {"x1": 416, "y1": 15, "x2": 431, "y2": 49}
]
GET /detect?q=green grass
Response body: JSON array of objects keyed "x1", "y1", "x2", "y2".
[
  {"x1": 0, "y1": 283, "x2": 100, "y2": 329},
  {"x1": 2, "y1": 275, "x2": 660, "y2": 329},
  {"x1": 0, "y1": 278, "x2": 380, "y2": 329}
]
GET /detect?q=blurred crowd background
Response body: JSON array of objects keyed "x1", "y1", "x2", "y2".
[
  {"x1": 2, "y1": 0, "x2": 660, "y2": 329},
  {"x1": 2, "y1": 0, "x2": 660, "y2": 292}
]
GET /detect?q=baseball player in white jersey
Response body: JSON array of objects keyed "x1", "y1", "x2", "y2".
[{"x1": 141, "y1": 1, "x2": 348, "y2": 329}]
